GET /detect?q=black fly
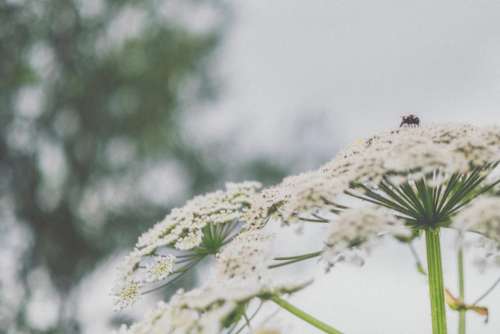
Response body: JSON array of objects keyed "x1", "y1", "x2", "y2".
[{"x1": 400, "y1": 114, "x2": 420, "y2": 127}]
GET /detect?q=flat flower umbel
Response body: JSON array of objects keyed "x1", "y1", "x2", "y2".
[
  {"x1": 112, "y1": 182, "x2": 261, "y2": 310},
  {"x1": 115, "y1": 278, "x2": 310, "y2": 334}
]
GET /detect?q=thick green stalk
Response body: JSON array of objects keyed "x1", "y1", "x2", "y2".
[
  {"x1": 270, "y1": 295, "x2": 343, "y2": 334},
  {"x1": 425, "y1": 228, "x2": 448, "y2": 334},
  {"x1": 457, "y1": 246, "x2": 466, "y2": 334}
]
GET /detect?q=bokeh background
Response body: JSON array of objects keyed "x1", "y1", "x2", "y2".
[{"x1": 1, "y1": 0, "x2": 500, "y2": 333}]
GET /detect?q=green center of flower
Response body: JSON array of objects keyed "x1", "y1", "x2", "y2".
[
  {"x1": 348, "y1": 165, "x2": 500, "y2": 230},
  {"x1": 195, "y1": 221, "x2": 239, "y2": 255}
]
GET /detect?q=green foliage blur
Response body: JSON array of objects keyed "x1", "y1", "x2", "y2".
[{"x1": 0, "y1": 1, "x2": 287, "y2": 333}]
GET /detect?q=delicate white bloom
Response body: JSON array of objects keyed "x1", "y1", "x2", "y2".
[
  {"x1": 112, "y1": 278, "x2": 141, "y2": 311},
  {"x1": 454, "y1": 196, "x2": 500, "y2": 242},
  {"x1": 144, "y1": 254, "x2": 176, "y2": 283},
  {"x1": 324, "y1": 124, "x2": 500, "y2": 187},
  {"x1": 137, "y1": 181, "x2": 261, "y2": 249},
  {"x1": 136, "y1": 220, "x2": 177, "y2": 249},
  {"x1": 174, "y1": 228, "x2": 204, "y2": 250},
  {"x1": 454, "y1": 196, "x2": 500, "y2": 265},
  {"x1": 113, "y1": 301, "x2": 171, "y2": 334},
  {"x1": 112, "y1": 181, "x2": 262, "y2": 310},
  {"x1": 215, "y1": 230, "x2": 273, "y2": 280},
  {"x1": 115, "y1": 278, "x2": 309, "y2": 334},
  {"x1": 245, "y1": 171, "x2": 348, "y2": 226},
  {"x1": 322, "y1": 207, "x2": 411, "y2": 267},
  {"x1": 116, "y1": 250, "x2": 143, "y2": 278}
]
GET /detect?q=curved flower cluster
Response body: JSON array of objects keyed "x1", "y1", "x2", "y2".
[
  {"x1": 322, "y1": 207, "x2": 411, "y2": 267},
  {"x1": 112, "y1": 182, "x2": 261, "y2": 310},
  {"x1": 137, "y1": 182, "x2": 262, "y2": 250},
  {"x1": 329, "y1": 124, "x2": 500, "y2": 188},
  {"x1": 215, "y1": 230, "x2": 274, "y2": 280},
  {"x1": 454, "y1": 196, "x2": 500, "y2": 243},
  {"x1": 114, "y1": 278, "x2": 309, "y2": 334},
  {"x1": 244, "y1": 171, "x2": 348, "y2": 226},
  {"x1": 246, "y1": 124, "x2": 500, "y2": 225},
  {"x1": 143, "y1": 254, "x2": 176, "y2": 283},
  {"x1": 454, "y1": 196, "x2": 500, "y2": 267}
]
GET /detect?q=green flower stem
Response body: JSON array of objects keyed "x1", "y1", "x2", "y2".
[
  {"x1": 426, "y1": 228, "x2": 448, "y2": 334},
  {"x1": 457, "y1": 246, "x2": 466, "y2": 334},
  {"x1": 270, "y1": 295, "x2": 343, "y2": 334}
]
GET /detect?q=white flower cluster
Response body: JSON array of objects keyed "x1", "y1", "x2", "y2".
[
  {"x1": 245, "y1": 124, "x2": 500, "y2": 225},
  {"x1": 323, "y1": 124, "x2": 500, "y2": 188},
  {"x1": 454, "y1": 196, "x2": 500, "y2": 262},
  {"x1": 112, "y1": 182, "x2": 261, "y2": 310},
  {"x1": 244, "y1": 171, "x2": 348, "y2": 226},
  {"x1": 114, "y1": 278, "x2": 309, "y2": 334},
  {"x1": 112, "y1": 279, "x2": 142, "y2": 312},
  {"x1": 137, "y1": 182, "x2": 262, "y2": 250},
  {"x1": 454, "y1": 196, "x2": 500, "y2": 242},
  {"x1": 144, "y1": 254, "x2": 176, "y2": 283},
  {"x1": 322, "y1": 206, "x2": 411, "y2": 267},
  {"x1": 453, "y1": 196, "x2": 500, "y2": 270},
  {"x1": 215, "y1": 230, "x2": 274, "y2": 280}
]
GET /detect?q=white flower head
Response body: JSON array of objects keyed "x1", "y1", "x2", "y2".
[
  {"x1": 112, "y1": 181, "x2": 262, "y2": 310},
  {"x1": 454, "y1": 196, "x2": 500, "y2": 243},
  {"x1": 136, "y1": 181, "x2": 261, "y2": 250},
  {"x1": 112, "y1": 278, "x2": 141, "y2": 311},
  {"x1": 338, "y1": 124, "x2": 500, "y2": 188},
  {"x1": 144, "y1": 254, "x2": 176, "y2": 283},
  {"x1": 115, "y1": 278, "x2": 309, "y2": 334},
  {"x1": 215, "y1": 230, "x2": 274, "y2": 280},
  {"x1": 454, "y1": 196, "x2": 500, "y2": 269},
  {"x1": 322, "y1": 206, "x2": 411, "y2": 267},
  {"x1": 245, "y1": 171, "x2": 347, "y2": 227},
  {"x1": 174, "y1": 228, "x2": 204, "y2": 250}
]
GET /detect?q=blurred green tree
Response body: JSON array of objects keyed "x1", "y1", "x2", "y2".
[{"x1": 0, "y1": 0, "x2": 260, "y2": 332}]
